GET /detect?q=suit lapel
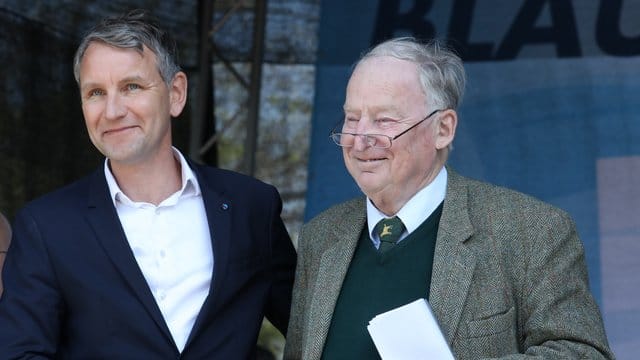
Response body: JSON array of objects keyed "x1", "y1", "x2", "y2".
[
  {"x1": 85, "y1": 170, "x2": 175, "y2": 346},
  {"x1": 185, "y1": 166, "x2": 232, "y2": 341},
  {"x1": 304, "y1": 199, "x2": 366, "y2": 360},
  {"x1": 429, "y1": 169, "x2": 476, "y2": 344}
]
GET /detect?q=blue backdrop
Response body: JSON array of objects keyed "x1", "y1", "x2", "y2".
[{"x1": 305, "y1": 1, "x2": 640, "y2": 358}]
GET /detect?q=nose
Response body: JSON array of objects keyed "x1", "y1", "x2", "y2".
[
  {"x1": 104, "y1": 93, "x2": 127, "y2": 120},
  {"x1": 352, "y1": 134, "x2": 370, "y2": 151},
  {"x1": 351, "y1": 118, "x2": 373, "y2": 151}
]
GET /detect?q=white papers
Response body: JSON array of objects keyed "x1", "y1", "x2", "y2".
[{"x1": 367, "y1": 298, "x2": 454, "y2": 360}]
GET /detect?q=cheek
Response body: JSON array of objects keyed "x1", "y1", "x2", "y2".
[
  {"x1": 343, "y1": 150, "x2": 362, "y2": 179},
  {"x1": 407, "y1": 130, "x2": 436, "y2": 154},
  {"x1": 145, "y1": 101, "x2": 171, "y2": 122},
  {"x1": 392, "y1": 142, "x2": 427, "y2": 173},
  {"x1": 342, "y1": 148, "x2": 351, "y2": 163},
  {"x1": 82, "y1": 104, "x2": 101, "y2": 126}
]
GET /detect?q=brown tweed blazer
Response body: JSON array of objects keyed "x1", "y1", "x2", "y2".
[{"x1": 284, "y1": 168, "x2": 614, "y2": 359}]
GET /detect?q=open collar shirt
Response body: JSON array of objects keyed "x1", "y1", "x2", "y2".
[{"x1": 104, "y1": 148, "x2": 213, "y2": 352}]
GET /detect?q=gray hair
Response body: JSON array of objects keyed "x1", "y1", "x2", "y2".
[
  {"x1": 357, "y1": 37, "x2": 466, "y2": 110},
  {"x1": 73, "y1": 9, "x2": 181, "y2": 86}
]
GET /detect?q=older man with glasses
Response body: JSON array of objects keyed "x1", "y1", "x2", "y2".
[{"x1": 283, "y1": 37, "x2": 613, "y2": 359}]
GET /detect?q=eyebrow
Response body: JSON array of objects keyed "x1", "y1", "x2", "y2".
[
  {"x1": 80, "y1": 75, "x2": 147, "y2": 92},
  {"x1": 120, "y1": 75, "x2": 145, "y2": 83},
  {"x1": 343, "y1": 104, "x2": 404, "y2": 116}
]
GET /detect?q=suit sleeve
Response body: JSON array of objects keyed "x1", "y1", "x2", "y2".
[
  {"x1": 282, "y1": 222, "x2": 311, "y2": 359},
  {"x1": 500, "y1": 210, "x2": 614, "y2": 359},
  {"x1": 0, "y1": 207, "x2": 63, "y2": 358},
  {"x1": 264, "y1": 185, "x2": 297, "y2": 335}
]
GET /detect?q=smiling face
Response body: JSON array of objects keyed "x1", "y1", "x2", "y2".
[
  {"x1": 342, "y1": 56, "x2": 455, "y2": 215},
  {"x1": 79, "y1": 42, "x2": 186, "y2": 167}
]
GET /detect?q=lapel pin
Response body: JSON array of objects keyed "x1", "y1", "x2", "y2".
[{"x1": 221, "y1": 203, "x2": 229, "y2": 211}]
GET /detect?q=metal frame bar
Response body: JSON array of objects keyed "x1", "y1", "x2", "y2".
[
  {"x1": 191, "y1": 0, "x2": 267, "y2": 176},
  {"x1": 190, "y1": 0, "x2": 215, "y2": 164}
]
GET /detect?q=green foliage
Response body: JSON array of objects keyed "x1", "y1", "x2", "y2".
[{"x1": 258, "y1": 318, "x2": 285, "y2": 359}]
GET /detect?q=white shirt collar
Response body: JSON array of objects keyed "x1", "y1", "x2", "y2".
[
  {"x1": 104, "y1": 147, "x2": 201, "y2": 207},
  {"x1": 367, "y1": 167, "x2": 447, "y2": 244}
]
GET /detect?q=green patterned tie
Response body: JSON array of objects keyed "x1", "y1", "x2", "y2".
[{"x1": 374, "y1": 216, "x2": 405, "y2": 253}]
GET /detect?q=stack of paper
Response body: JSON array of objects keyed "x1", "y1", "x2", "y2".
[{"x1": 367, "y1": 298, "x2": 454, "y2": 359}]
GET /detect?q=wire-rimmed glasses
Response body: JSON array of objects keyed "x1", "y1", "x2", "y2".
[{"x1": 330, "y1": 109, "x2": 443, "y2": 149}]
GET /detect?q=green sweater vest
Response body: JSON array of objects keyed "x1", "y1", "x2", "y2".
[{"x1": 321, "y1": 203, "x2": 443, "y2": 360}]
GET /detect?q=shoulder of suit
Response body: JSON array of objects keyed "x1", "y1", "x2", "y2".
[
  {"x1": 450, "y1": 169, "x2": 571, "y2": 221},
  {"x1": 192, "y1": 162, "x2": 276, "y2": 192},
  {"x1": 304, "y1": 197, "x2": 364, "y2": 229},
  {"x1": 24, "y1": 169, "x2": 98, "y2": 207},
  {"x1": 11, "y1": 169, "x2": 99, "y2": 223}
]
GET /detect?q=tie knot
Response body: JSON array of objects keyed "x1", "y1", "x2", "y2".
[{"x1": 374, "y1": 216, "x2": 405, "y2": 247}]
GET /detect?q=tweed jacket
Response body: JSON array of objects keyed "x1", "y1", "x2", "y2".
[{"x1": 284, "y1": 168, "x2": 613, "y2": 359}]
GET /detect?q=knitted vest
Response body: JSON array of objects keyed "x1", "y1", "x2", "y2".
[{"x1": 321, "y1": 203, "x2": 443, "y2": 359}]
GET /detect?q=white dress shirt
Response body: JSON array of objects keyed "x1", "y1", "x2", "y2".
[
  {"x1": 104, "y1": 148, "x2": 213, "y2": 352},
  {"x1": 367, "y1": 167, "x2": 447, "y2": 249}
]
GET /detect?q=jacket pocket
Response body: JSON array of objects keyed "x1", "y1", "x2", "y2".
[{"x1": 466, "y1": 306, "x2": 515, "y2": 338}]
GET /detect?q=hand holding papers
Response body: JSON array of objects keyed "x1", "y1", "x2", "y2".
[{"x1": 367, "y1": 298, "x2": 454, "y2": 359}]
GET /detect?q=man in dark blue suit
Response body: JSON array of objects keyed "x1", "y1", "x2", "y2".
[{"x1": 0, "y1": 10, "x2": 296, "y2": 359}]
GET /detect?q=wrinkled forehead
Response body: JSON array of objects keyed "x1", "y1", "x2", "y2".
[
  {"x1": 79, "y1": 42, "x2": 160, "y2": 75},
  {"x1": 82, "y1": 41, "x2": 157, "y2": 62},
  {"x1": 345, "y1": 56, "x2": 427, "y2": 112},
  {"x1": 348, "y1": 56, "x2": 423, "y2": 93}
]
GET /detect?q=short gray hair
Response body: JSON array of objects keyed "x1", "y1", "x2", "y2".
[
  {"x1": 73, "y1": 9, "x2": 181, "y2": 86},
  {"x1": 357, "y1": 37, "x2": 466, "y2": 110}
]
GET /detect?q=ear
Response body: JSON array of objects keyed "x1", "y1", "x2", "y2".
[
  {"x1": 435, "y1": 109, "x2": 457, "y2": 150},
  {"x1": 169, "y1": 71, "x2": 188, "y2": 117}
]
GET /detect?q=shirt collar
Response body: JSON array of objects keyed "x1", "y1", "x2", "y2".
[
  {"x1": 367, "y1": 166, "x2": 447, "y2": 240},
  {"x1": 104, "y1": 147, "x2": 201, "y2": 207}
]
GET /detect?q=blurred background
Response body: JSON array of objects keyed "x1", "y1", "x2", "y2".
[{"x1": 0, "y1": 0, "x2": 638, "y2": 359}]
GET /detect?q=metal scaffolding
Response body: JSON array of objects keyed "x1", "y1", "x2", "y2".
[{"x1": 190, "y1": 0, "x2": 267, "y2": 176}]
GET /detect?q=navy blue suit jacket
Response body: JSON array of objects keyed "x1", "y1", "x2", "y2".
[{"x1": 0, "y1": 161, "x2": 296, "y2": 359}]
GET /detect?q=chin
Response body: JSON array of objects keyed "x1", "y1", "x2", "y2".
[{"x1": 356, "y1": 182, "x2": 383, "y2": 198}]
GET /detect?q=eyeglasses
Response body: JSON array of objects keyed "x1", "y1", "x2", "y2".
[{"x1": 330, "y1": 109, "x2": 443, "y2": 149}]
